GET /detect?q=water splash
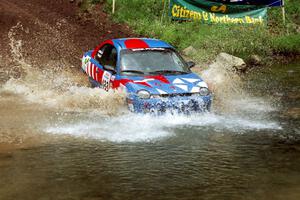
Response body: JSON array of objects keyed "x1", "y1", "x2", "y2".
[
  {"x1": 2, "y1": 77, "x2": 126, "y2": 114},
  {"x1": 2, "y1": 22, "x2": 127, "y2": 114},
  {"x1": 45, "y1": 112, "x2": 282, "y2": 143},
  {"x1": 8, "y1": 22, "x2": 28, "y2": 66}
]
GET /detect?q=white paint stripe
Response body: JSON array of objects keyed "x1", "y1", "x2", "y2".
[
  {"x1": 89, "y1": 63, "x2": 92, "y2": 77},
  {"x1": 173, "y1": 78, "x2": 184, "y2": 84},
  {"x1": 87, "y1": 62, "x2": 90, "y2": 76},
  {"x1": 86, "y1": 62, "x2": 89, "y2": 75},
  {"x1": 191, "y1": 86, "x2": 200, "y2": 93},
  {"x1": 182, "y1": 78, "x2": 199, "y2": 83},
  {"x1": 176, "y1": 84, "x2": 188, "y2": 91},
  {"x1": 157, "y1": 88, "x2": 167, "y2": 94},
  {"x1": 134, "y1": 78, "x2": 154, "y2": 83},
  {"x1": 197, "y1": 81, "x2": 208, "y2": 88},
  {"x1": 92, "y1": 64, "x2": 95, "y2": 79}
]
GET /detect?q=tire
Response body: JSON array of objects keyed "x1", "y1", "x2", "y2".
[{"x1": 89, "y1": 77, "x2": 97, "y2": 88}]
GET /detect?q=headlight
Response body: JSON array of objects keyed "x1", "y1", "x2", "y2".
[
  {"x1": 199, "y1": 87, "x2": 210, "y2": 96},
  {"x1": 137, "y1": 90, "x2": 151, "y2": 99}
]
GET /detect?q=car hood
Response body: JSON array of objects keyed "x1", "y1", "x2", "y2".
[{"x1": 123, "y1": 73, "x2": 208, "y2": 95}]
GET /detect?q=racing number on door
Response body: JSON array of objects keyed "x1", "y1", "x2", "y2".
[{"x1": 102, "y1": 71, "x2": 112, "y2": 91}]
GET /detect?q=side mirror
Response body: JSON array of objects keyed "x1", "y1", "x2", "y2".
[
  {"x1": 104, "y1": 65, "x2": 116, "y2": 74},
  {"x1": 186, "y1": 61, "x2": 196, "y2": 69}
]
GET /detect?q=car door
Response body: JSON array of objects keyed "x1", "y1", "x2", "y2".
[{"x1": 90, "y1": 44, "x2": 118, "y2": 91}]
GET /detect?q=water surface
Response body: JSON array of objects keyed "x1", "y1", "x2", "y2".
[{"x1": 0, "y1": 60, "x2": 299, "y2": 200}]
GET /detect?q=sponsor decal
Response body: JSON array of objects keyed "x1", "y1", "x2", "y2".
[
  {"x1": 170, "y1": 0, "x2": 268, "y2": 24},
  {"x1": 102, "y1": 71, "x2": 112, "y2": 91},
  {"x1": 82, "y1": 56, "x2": 90, "y2": 72}
]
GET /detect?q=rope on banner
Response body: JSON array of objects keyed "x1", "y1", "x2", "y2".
[{"x1": 265, "y1": 0, "x2": 285, "y2": 25}]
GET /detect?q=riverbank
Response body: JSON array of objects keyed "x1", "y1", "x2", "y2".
[{"x1": 83, "y1": 0, "x2": 299, "y2": 66}]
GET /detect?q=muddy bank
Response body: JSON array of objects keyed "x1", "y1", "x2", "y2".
[{"x1": 0, "y1": 0, "x2": 134, "y2": 83}]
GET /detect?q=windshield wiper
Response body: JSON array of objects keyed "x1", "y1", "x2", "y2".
[
  {"x1": 149, "y1": 70, "x2": 189, "y2": 75},
  {"x1": 121, "y1": 70, "x2": 146, "y2": 75}
]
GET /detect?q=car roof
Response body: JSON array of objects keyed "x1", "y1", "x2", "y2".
[{"x1": 112, "y1": 38, "x2": 173, "y2": 50}]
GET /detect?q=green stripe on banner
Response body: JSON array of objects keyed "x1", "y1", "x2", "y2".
[{"x1": 169, "y1": 0, "x2": 267, "y2": 24}]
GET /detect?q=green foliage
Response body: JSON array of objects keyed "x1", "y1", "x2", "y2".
[
  {"x1": 273, "y1": 34, "x2": 300, "y2": 54},
  {"x1": 104, "y1": 0, "x2": 299, "y2": 63}
]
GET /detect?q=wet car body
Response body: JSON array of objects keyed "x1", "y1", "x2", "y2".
[{"x1": 81, "y1": 38, "x2": 212, "y2": 114}]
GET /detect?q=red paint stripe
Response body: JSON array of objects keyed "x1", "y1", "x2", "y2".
[
  {"x1": 113, "y1": 79, "x2": 131, "y2": 88},
  {"x1": 91, "y1": 40, "x2": 114, "y2": 58},
  {"x1": 93, "y1": 65, "x2": 97, "y2": 81},
  {"x1": 135, "y1": 82, "x2": 151, "y2": 87},
  {"x1": 95, "y1": 67, "x2": 98, "y2": 82},
  {"x1": 145, "y1": 75, "x2": 169, "y2": 84},
  {"x1": 97, "y1": 70, "x2": 104, "y2": 83},
  {"x1": 91, "y1": 64, "x2": 94, "y2": 79},
  {"x1": 124, "y1": 39, "x2": 149, "y2": 49},
  {"x1": 113, "y1": 76, "x2": 168, "y2": 89},
  {"x1": 113, "y1": 79, "x2": 152, "y2": 89}
]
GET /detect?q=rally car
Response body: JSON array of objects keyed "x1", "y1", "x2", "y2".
[{"x1": 81, "y1": 38, "x2": 212, "y2": 114}]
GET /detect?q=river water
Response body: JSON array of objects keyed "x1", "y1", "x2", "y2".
[{"x1": 0, "y1": 59, "x2": 299, "y2": 200}]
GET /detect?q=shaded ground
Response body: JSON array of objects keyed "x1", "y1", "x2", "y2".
[{"x1": 0, "y1": 0, "x2": 133, "y2": 82}]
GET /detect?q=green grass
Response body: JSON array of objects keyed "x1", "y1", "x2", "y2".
[
  {"x1": 104, "y1": 0, "x2": 299, "y2": 64},
  {"x1": 273, "y1": 34, "x2": 300, "y2": 54}
]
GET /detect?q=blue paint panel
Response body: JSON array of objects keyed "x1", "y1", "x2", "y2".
[
  {"x1": 113, "y1": 38, "x2": 173, "y2": 49},
  {"x1": 143, "y1": 39, "x2": 173, "y2": 49},
  {"x1": 84, "y1": 50, "x2": 93, "y2": 57}
]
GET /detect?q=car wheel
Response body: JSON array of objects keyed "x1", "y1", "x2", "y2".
[{"x1": 89, "y1": 77, "x2": 97, "y2": 88}]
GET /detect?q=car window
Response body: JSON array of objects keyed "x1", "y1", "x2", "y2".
[
  {"x1": 96, "y1": 44, "x2": 117, "y2": 69},
  {"x1": 120, "y1": 49, "x2": 189, "y2": 74}
]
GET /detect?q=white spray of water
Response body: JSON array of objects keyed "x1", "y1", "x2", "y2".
[
  {"x1": 8, "y1": 22, "x2": 28, "y2": 66},
  {"x1": 199, "y1": 54, "x2": 276, "y2": 115},
  {"x1": 2, "y1": 77, "x2": 127, "y2": 114},
  {"x1": 3, "y1": 22, "x2": 127, "y2": 114},
  {"x1": 45, "y1": 112, "x2": 282, "y2": 143}
]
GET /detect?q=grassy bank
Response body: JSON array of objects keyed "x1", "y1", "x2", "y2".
[{"x1": 86, "y1": 0, "x2": 299, "y2": 64}]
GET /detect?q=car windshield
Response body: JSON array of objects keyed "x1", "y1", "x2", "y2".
[{"x1": 120, "y1": 48, "x2": 190, "y2": 75}]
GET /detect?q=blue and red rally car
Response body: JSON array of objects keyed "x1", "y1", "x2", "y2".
[{"x1": 81, "y1": 38, "x2": 212, "y2": 114}]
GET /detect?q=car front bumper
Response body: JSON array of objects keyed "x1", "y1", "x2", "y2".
[{"x1": 127, "y1": 95, "x2": 212, "y2": 114}]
